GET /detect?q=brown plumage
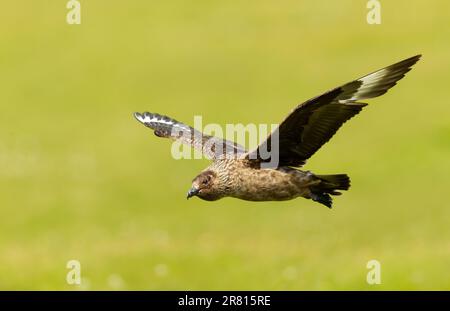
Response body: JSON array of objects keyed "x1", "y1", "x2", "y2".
[{"x1": 134, "y1": 55, "x2": 421, "y2": 208}]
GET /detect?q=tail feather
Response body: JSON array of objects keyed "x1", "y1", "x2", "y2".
[
  {"x1": 310, "y1": 174, "x2": 350, "y2": 208},
  {"x1": 316, "y1": 174, "x2": 350, "y2": 191}
]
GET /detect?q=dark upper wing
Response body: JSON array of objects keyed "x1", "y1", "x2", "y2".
[
  {"x1": 246, "y1": 55, "x2": 421, "y2": 167},
  {"x1": 134, "y1": 112, "x2": 246, "y2": 159}
]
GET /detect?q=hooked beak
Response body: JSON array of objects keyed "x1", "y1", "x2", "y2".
[{"x1": 187, "y1": 187, "x2": 199, "y2": 199}]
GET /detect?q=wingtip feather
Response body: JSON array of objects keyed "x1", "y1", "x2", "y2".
[{"x1": 133, "y1": 112, "x2": 143, "y2": 121}]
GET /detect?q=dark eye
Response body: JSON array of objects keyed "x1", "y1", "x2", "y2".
[{"x1": 203, "y1": 175, "x2": 212, "y2": 185}]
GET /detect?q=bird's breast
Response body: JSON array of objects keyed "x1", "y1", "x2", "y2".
[{"x1": 229, "y1": 167, "x2": 308, "y2": 201}]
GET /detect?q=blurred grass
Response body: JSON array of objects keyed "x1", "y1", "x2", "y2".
[{"x1": 0, "y1": 0, "x2": 449, "y2": 290}]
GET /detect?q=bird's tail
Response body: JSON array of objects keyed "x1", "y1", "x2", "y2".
[{"x1": 310, "y1": 174, "x2": 350, "y2": 208}]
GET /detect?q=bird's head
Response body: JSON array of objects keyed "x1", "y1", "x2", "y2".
[{"x1": 187, "y1": 170, "x2": 223, "y2": 201}]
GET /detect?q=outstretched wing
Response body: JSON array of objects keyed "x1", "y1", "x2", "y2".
[
  {"x1": 246, "y1": 55, "x2": 421, "y2": 167},
  {"x1": 134, "y1": 112, "x2": 246, "y2": 159}
]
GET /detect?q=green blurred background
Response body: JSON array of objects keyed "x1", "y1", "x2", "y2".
[{"x1": 0, "y1": 0, "x2": 449, "y2": 290}]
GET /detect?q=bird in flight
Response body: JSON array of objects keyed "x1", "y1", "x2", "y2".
[{"x1": 134, "y1": 55, "x2": 421, "y2": 208}]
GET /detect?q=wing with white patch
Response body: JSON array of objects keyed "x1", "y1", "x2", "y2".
[
  {"x1": 246, "y1": 55, "x2": 421, "y2": 167},
  {"x1": 134, "y1": 112, "x2": 246, "y2": 159}
]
